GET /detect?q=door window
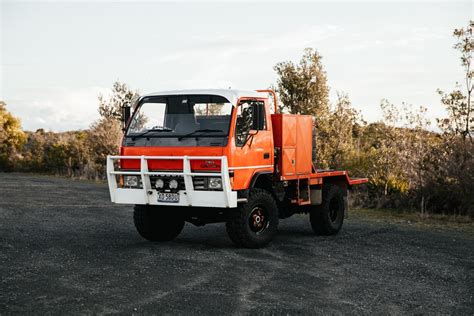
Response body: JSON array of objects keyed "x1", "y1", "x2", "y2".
[{"x1": 235, "y1": 101, "x2": 265, "y2": 146}]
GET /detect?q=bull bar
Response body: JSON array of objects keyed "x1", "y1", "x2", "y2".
[{"x1": 106, "y1": 155, "x2": 238, "y2": 208}]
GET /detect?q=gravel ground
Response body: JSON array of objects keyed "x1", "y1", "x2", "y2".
[{"x1": 0, "y1": 173, "x2": 473, "y2": 314}]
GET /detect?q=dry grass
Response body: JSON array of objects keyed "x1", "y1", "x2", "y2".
[{"x1": 351, "y1": 208, "x2": 474, "y2": 235}]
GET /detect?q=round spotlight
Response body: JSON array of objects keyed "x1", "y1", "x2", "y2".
[
  {"x1": 169, "y1": 179, "x2": 178, "y2": 189},
  {"x1": 155, "y1": 178, "x2": 164, "y2": 189}
]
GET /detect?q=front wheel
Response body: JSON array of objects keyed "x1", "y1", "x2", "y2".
[
  {"x1": 133, "y1": 205, "x2": 184, "y2": 241},
  {"x1": 310, "y1": 184, "x2": 345, "y2": 235},
  {"x1": 226, "y1": 189, "x2": 279, "y2": 248}
]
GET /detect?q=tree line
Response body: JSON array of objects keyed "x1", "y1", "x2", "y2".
[
  {"x1": 1, "y1": 22, "x2": 472, "y2": 217},
  {"x1": 0, "y1": 82, "x2": 137, "y2": 179}
]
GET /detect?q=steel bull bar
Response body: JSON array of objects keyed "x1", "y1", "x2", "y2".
[{"x1": 106, "y1": 155, "x2": 238, "y2": 208}]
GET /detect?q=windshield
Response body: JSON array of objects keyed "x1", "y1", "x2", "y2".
[{"x1": 125, "y1": 95, "x2": 233, "y2": 147}]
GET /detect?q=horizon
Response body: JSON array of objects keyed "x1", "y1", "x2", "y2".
[{"x1": 1, "y1": 1, "x2": 472, "y2": 132}]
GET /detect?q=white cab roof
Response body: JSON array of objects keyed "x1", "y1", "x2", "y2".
[{"x1": 142, "y1": 89, "x2": 267, "y2": 105}]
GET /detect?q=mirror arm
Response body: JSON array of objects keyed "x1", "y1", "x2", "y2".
[
  {"x1": 248, "y1": 134, "x2": 255, "y2": 147},
  {"x1": 246, "y1": 130, "x2": 258, "y2": 147}
]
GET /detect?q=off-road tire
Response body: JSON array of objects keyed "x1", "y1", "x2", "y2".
[
  {"x1": 226, "y1": 189, "x2": 279, "y2": 248},
  {"x1": 133, "y1": 205, "x2": 184, "y2": 241},
  {"x1": 310, "y1": 184, "x2": 345, "y2": 236}
]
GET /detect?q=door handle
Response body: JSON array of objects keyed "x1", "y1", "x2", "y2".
[{"x1": 263, "y1": 152, "x2": 270, "y2": 159}]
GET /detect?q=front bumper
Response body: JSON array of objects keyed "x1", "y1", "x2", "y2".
[{"x1": 106, "y1": 155, "x2": 238, "y2": 208}]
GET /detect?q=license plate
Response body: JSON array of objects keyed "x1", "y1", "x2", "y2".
[{"x1": 157, "y1": 192, "x2": 180, "y2": 203}]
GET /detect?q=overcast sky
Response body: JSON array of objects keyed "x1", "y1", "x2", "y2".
[{"x1": 1, "y1": 0, "x2": 472, "y2": 131}]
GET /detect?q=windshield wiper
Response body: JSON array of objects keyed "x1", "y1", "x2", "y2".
[
  {"x1": 178, "y1": 129, "x2": 225, "y2": 141},
  {"x1": 130, "y1": 127, "x2": 173, "y2": 139}
]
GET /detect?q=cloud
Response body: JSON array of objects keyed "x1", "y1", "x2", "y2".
[
  {"x1": 143, "y1": 24, "x2": 346, "y2": 92},
  {"x1": 5, "y1": 86, "x2": 109, "y2": 132},
  {"x1": 2, "y1": 18, "x2": 456, "y2": 133},
  {"x1": 153, "y1": 24, "x2": 344, "y2": 64}
]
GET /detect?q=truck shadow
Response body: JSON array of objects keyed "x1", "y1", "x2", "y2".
[{"x1": 119, "y1": 223, "x2": 320, "y2": 251}]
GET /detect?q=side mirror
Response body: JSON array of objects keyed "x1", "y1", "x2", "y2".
[
  {"x1": 251, "y1": 103, "x2": 265, "y2": 130},
  {"x1": 121, "y1": 103, "x2": 131, "y2": 131}
]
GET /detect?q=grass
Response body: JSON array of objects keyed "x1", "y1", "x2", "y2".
[
  {"x1": 351, "y1": 208, "x2": 474, "y2": 235},
  {"x1": 9, "y1": 171, "x2": 109, "y2": 184}
]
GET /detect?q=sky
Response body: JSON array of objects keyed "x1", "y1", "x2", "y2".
[{"x1": 1, "y1": 0, "x2": 472, "y2": 132}]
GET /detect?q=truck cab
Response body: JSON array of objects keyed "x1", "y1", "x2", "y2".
[{"x1": 107, "y1": 89, "x2": 367, "y2": 248}]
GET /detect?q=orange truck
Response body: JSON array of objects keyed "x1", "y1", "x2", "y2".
[{"x1": 107, "y1": 89, "x2": 367, "y2": 248}]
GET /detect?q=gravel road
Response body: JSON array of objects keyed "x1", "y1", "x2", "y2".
[{"x1": 0, "y1": 173, "x2": 473, "y2": 314}]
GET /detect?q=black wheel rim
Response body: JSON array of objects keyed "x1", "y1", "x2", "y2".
[
  {"x1": 329, "y1": 198, "x2": 340, "y2": 222},
  {"x1": 249, "y1": 205, "x2": 269, "y2": 234}
]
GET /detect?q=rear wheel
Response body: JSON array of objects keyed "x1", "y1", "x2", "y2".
[
  {"x1": 310, "y1": 184, "x2": 345, "y2": 235},
  {"x1": 226, "y1": 189, "x2": 279, "y2": 248},
  {"x1": 133, "y1": 205, "x2": 184, "y2": 241}
]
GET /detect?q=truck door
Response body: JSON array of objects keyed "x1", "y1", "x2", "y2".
[{"x1": 231, "y1": 99, "x2": 274, "y2": 190}]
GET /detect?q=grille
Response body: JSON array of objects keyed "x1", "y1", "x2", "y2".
[{"x1": 193, "y1": 177, "x2": 208, "y2": 190}]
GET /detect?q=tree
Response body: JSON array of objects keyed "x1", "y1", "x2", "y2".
[
  {"x1": 354, "y1": 101, "x2": 431, "y2": 209},
  {"x1": 434, "y1": 21, "x2": 474, "y2": 216},
  {"x1": 364, "y1": 100, "x2": 409, "y2": 207},
  {"x1": 274, "y1": 48, "x2": 330, "y2": 117},
  {"x1": 437, "y1": 20, "x2": 473, "y2": 143},
  {"x1": 88, "y1": 118, "x2": 122, "y2": 178},
  {"x1": 274, "y1": 48, "x2": 332, "y2": 168},
  {"x1": 0, "y1": 101, "x2": 26, "y2": 170},
  {"x1": 399, "y1": 103, "x2": 432, "y2": 214},
  {"x1": 89, "y1": 81, "x2": 140, "y2": 178},
  {"x1": 98, "y1": 81, "x2": 140, "y2": 122},
  {"x1": 323, "y1": 92, "x2": 364, "y2": 170}
]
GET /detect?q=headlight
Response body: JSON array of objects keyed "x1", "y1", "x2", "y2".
[
  {"x1": 124, "y1": 175, "x2": 138, "y2": 187},
  {"x1": 155, "y1": 178, "x2": 164, "y2": 189},
  {"x1": 169, "y1": 179, "x2": 178, "y2": 189},
  {"x1": 208, "y1": 177, "x2": 222, "y2": 189}
]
